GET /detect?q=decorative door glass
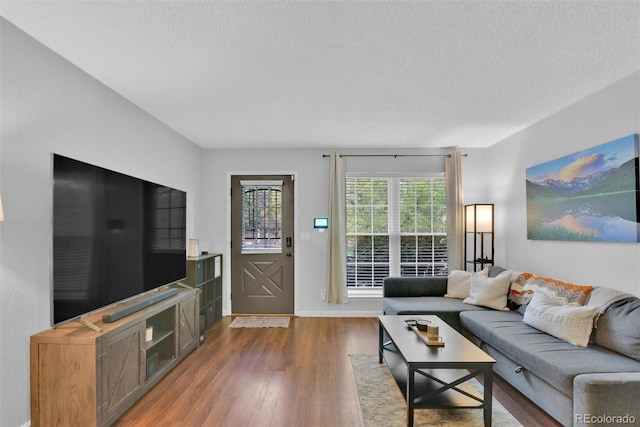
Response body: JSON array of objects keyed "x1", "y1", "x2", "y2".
[{"x1": 240, "y1": 180, "x2": 283, "y2": 253}]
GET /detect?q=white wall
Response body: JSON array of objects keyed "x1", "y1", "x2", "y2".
[
  {"x1": 484, "y1": 72, "x2": 640, "y2": 295},
  {"x1": 200, "y1": 147, "x2": 455, "y2": 317},
  {"x1": 0, "y1": 20, "x2": 202, "y2": 427}
]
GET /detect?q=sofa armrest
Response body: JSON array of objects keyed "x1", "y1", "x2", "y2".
[
  {"x1": 382, "y1": 277, "x2": 448, "y2": 298},
  {"x1": 573, "y1": 372, "x2": 640, "y2": 426}
]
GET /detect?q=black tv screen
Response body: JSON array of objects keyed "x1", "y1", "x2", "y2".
[{"x1": 52, "y1": 154, "x2": 187, "y2": 325}]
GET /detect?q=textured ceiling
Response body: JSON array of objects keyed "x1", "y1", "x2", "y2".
[{"x1": 1, "y1": 1, "x2": 639, "y2": 149}]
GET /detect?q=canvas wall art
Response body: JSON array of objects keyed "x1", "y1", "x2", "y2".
[{"x1": 526, "y1": 134, "x2": 640, "y2": 242}]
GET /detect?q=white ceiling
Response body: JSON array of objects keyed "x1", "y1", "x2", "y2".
[{"x1": 1, "y1": 1, "x2": 639, "y2": 150}]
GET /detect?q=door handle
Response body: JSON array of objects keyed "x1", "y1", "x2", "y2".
[{"x1": 286, "y1": 237, "x2": 292, "y2": 247}]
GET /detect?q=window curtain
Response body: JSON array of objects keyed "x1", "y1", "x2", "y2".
[
  {"x1": 326, "y1": 152, "x2": 347, "y2": 303},
  {"x1": 445, "y1": 151, "x2": 464, "y2": 271}
]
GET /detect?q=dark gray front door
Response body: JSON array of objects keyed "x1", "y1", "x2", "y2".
[{"x1": 230, "y1": 175, "x2": 294, "y2": 314}]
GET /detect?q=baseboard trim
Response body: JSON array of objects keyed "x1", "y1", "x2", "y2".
[{"x1": 295, "y1": 310, "x2": 381, "y2": 317}]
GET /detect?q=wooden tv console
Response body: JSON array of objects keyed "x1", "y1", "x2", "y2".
[{"x1": 30, "y1": 286, "x2": 199, "y2": 427}]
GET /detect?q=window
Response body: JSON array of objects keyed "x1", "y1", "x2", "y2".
[
  {"x1": 346, "y1": 177, "x2": 447, "y2": 289},
  {"x1": 240, "y1": 181, "x2": 283, "y2": 253}
]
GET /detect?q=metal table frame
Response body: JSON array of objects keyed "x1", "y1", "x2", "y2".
[{"x1": 378, "y1": 315, "x2": 495, "y2": 427}]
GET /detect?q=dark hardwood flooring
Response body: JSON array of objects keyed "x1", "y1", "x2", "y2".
[{"x1": 114, "y1": 316, "x2": 562, "y2": 427}]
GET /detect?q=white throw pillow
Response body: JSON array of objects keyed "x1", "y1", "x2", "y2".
[
  {"x1": 463, "y1": 271, "x2": 511, "y2": 311},
  {"x1": 523, "y1": 290, "x2": 598, "y2": 347},
  {"x1": 445, "y1": 268, "x2": 488, "y2": 299}
]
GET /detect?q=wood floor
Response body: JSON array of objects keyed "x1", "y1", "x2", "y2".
[{"x1": 114, "y1": 316, "x2": 562, "y2": 427}]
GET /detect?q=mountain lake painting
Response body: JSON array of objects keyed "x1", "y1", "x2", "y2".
[{"x1": 526, "y1": 134, "x2": 640, "y2": 242}]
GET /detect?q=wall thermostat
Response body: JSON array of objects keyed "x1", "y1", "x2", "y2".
[{"x1": 314, "y1": 218, "x2": 329, "y2": 229}]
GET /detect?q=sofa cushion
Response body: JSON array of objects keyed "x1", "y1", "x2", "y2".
[
  {"x1": 523, "y1": 291, "x2": 597, "y2": 347},
  {"x1": 487, "y1": 266, "x2": 506, "y2": 277},
  {"x1": 592, "y1": 297, "x2": 640, "y2": 361},
  {"x1": 460, "y1": 310, "x2": 640, "y2": 397},
  {"x1": 587, "y1": 286, "x2": 635, "y2": 324},
  {"x1": 382, "y1": 296, "x2": 490, "y2": 330},
  {"x1": 382, "y1": 277, "x2": 448, "y2": 297}
]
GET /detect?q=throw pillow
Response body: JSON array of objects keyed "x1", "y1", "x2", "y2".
[
  {"x1": 444, "y1": 268, "x2": 488, "y2": 299},
  {"x1": 591, "y1": 297, "x2": 640, "y2": 361},
  {"x1": 463, "y1": 271, "x2": 512, "y2": 311},
  {"x1": 509, "y1": 272, "x2": 594, "y2": 306},
  {"x1": 509, "y1": 272, "x2": 536, "y2": 305},
  {"x1": 586, "y1": 286, "x2": 634, "y2": 326},
  {"x1": 523, "y1": 290, "x2": 598, "y2": 347}
]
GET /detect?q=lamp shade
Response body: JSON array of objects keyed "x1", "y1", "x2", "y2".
[{"x1": 465, "y1": 204, "x2": 493, "y2": 233}]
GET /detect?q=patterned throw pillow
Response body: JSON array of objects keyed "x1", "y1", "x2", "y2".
[{"x1": 509, "y1": 272, "x2": 594, "y2": 306}]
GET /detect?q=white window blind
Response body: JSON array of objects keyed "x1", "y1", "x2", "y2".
[{"x1": 346, "y1": 177, "x2": 447, "y2": 288}]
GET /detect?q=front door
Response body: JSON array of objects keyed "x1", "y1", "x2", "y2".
[{"x1": 230, "y1": 175, "x2": 294, "y2": 314}]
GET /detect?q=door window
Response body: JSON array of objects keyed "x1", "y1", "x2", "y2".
[{"x1": 240, "y1": 180, "x2": 283, "y2": 253}]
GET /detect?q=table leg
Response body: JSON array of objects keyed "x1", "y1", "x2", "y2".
[
  {"x1": 378, "y1": 321, "x2": 383, "y2": 363},
  {"x1": 483, "y1": 367, "x2": 493, "y2": 427},
  {"x1": 407, "y1": 364, "x2": 414, "y2": 427}
]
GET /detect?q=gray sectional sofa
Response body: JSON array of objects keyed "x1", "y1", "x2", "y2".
[{"x1": 382, "y1": 268, "x2": 640, "y2": 427}]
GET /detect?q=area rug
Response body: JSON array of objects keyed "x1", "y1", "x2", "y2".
[
  {"x1": 229, "y1": 316, "x2": 290, "y2": 328},
  {"x1": 350, "y1": 354, "x2": 522, "y2": 427}
]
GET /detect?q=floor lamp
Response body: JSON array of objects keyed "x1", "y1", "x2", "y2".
[{"x1": 465, "y1": 204, "x2": 494, "y2": 271}]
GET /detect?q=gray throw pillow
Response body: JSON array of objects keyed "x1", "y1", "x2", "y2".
[{"x1": 592, "y1": 297, "x2": 640, "y2": 361}]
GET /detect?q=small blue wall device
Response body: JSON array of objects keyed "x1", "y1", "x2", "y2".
[{"x1": 314, "y1": 218, "x2": 329, "y2": 229}]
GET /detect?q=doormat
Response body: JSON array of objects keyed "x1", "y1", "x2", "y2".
[
  {"x1": 350, "y1": 354, "x2": 522, "y2": 427},
  {"x1": 229, "y1": 316, "x2": 290, "y2": 328}
]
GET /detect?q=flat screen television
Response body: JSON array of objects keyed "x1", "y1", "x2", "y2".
[{"x1": 52, "y1": 154, "x2": 187, "y2": 326}]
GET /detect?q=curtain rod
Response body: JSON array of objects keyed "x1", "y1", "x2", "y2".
[{"x1": 321, "y1": 153, "x2": 467, "y2": 158}]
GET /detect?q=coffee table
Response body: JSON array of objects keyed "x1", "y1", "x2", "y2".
[{"x1": 378, "y1": 315, "x2": 495, "y2": 427}]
